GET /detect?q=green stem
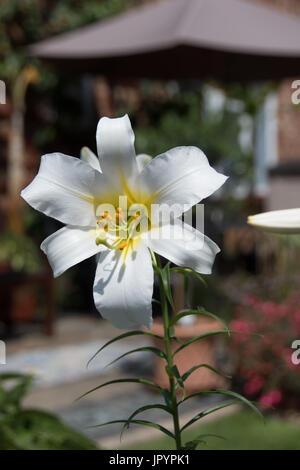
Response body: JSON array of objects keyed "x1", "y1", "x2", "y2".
[{"x1": 156, "y1": 255, "x2": 182, "y2": 450}]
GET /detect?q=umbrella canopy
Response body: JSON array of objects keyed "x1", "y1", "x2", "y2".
[{"x1": 29, "y1": 0, "x2": 300, "y2": 81}]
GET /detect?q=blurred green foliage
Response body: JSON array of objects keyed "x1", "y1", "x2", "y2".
[
  {"x1": 0, "y1": 0, "x2": 137, "y2": 82},
  {"x1": 132, "y1": 83, "x2": 253, "y2": 192},
  {"x1": 0, "y1": 231, "x2": 42, "y2": 273},
  {"x1": 0, "y1": 373, "x2": 98, "y2": 449}
]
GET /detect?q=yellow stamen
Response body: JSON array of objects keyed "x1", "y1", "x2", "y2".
[
  {"x1": 119, "y1": 241, "x2": 128, "y2": 250},
  {"x1": 116, "y1": 212, "x2": 123, "y2": 224}
]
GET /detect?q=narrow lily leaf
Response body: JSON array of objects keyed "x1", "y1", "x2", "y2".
[
  {"x1": 182, "y1": 364, "x2": 231, "y2": 382},
  {"x1": 181, "y1": 400, "x2": 239, "y2": 432},
  {"x1": 162, "y1": 388, "x2": 173, "y2": 409},
  {"x1": 169, "y1": 308, "x2": 229, "y2": 333},
  {"x1": 195, "y1": 433, "x2": 226, "y2": 440},
  {"x1": 172, "y1": 336, "x2": 185, "y2": 345},
  {"x1": 183, "y1": 274, "x2": 191, "y2": 308},
  {"x1": 120, "y1": 404, "x2": 172, "y2": 440},
  {"x1": 88, "y1": 419, "x2": 175, "y2": 439},
  {"x1": 171, "y1": 267, "x2": 207, "y2": 287},
  {"x1": 181, "y1": 389, "x2": 264, "y2": 422},
  {"x1": 171, "y1": 365, "x2": 185, "y2": 391},
  {"x1": 184, "y1": 433, "x2": 225, "y2": 450},
  {"x1": 174, "y1": 330, "x2": 230, "y2": 355},
  {"x1": 77, "y1": 378, "x2": 163, "y2": 401},
  {"x1": 161, "y1": 262, "x2": 174, "y2": 309},
  {"x1": 183, "y1": 439, "x2": 207, "y2": 450},
  {"x1": 169, "y1": 325, "x2": 175, "y2": 338},
  {"x1": 87, "y1": 330, "x2": 163, "y2": 367},
  {"x1": 105, "y1": 346, "x2": 167, "y2": 368}
]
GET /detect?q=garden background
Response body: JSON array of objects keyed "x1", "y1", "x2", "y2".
[{"x1": 0, "y1": 0, "x2": 300, "y2": 450}]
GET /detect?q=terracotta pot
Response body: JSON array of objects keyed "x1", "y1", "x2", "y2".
[{"x1": 151, "y1": 316, "x2": 227, "y2": 394}]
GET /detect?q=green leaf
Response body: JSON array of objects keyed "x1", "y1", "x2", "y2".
[
  {"x1": 88, "y1": 419, "x2": 175, "y2": 439},
  {"x1": 120, "y1": 404, "x2": 172, "y2": 439},
  {"x1": 87, "y1": 330, "x2": 163, "y2": 367},
  {"x1": 0, "y1": 373, "x2": 31, "y2": 382},
  {"x1": 181, "y1": 401, "x2": 239, "y2": 432},
  {"x1": 170, "y1": 267, "x2": 207, "y2": 287},
  {"x1": 2, "y1": 409, "x2": 98, "y2": 450},
  {"x1": 184, "y1": 433, "x2": 225, "y2": 450},
  {"x1": 165, "y1": 365, "x2": 186, "y2": 398},
  {"x1": 162, "y1": 388, "x2": 173, "y2": 409},
  {"x1": 169, "y1": 325, "x2": 175, "y2": 338},
  {"x1": 195, "y1": 433, "x2": 226, "y2": 440},
  {"x1": 169, "y1": 308, "x2": 229, "y2": 333},
  {"x1": 171, "y1": 365, "x2": 185, "y2": 391},
  {"x1": 161, "y1": 262, "x2": 174, "y2": 309},
  {"x1": 183, "y1": 274, "x2": 191, "y2": 308},
  {"x1": 174, "y1": 330, "x2": 230, "y2": 355},
  {"x1": 76, "y1": 378, "x2": 163, "y2": 401},
  {"x1": 182, "y1": 364, "x2": 231, "y2": 382},
  {"x1": 181, "y1": 389, "x2": 264, "y2": 422},
  {"x1": 104, "y1": 346, "x2": 167, "y2": 368},
  {"x1": 0, "y1": 374, "x2": 34, "y2": 408},
  {"x1": 183, "y1": 439, "x2": 207, "y2": 450}
]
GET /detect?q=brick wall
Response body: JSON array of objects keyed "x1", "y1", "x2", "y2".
[{"x1": 253, "y1": 0, "x2": 300, "y2": 162}]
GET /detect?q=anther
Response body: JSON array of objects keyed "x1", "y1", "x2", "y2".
[{"x1": 119, "y1": 241, "x2": 128, "y2": 250}]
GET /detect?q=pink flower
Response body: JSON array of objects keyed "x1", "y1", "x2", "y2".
[
  {"x1": 276, "y1": 304, "x2": 289, "y2": 318},
  {"x1": 259, "y1": 389, "x2": 283, "y2": 407},
  {"x1": 244, "y1": 375, "x2": 265, "y2": 396},
  {"x1": 242, "y1": 294, "x2": 259, "y2": 307},
  {"x1": 230, "y1": 319, "x2": 253, "y2": 343},
  {"x1": 260, "y1": 301, "x2": 278, "y2": 318},
  {"x1": 293, "y1": 311, "x2": 300, "y2": 334}
]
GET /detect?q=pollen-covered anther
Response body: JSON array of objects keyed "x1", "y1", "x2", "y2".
[
  {"x1": 97, "y1": 218, "x2": 107, "y2": 229},
  {"x1": 119, "y1": 241, "x2": 128, "y2": 250},
  {"x1": 100, "y1": 211, "x2": 113, "y2": 222},
  {"x1": 115, "y1": 207, "x2": 124, "y2": 224}
]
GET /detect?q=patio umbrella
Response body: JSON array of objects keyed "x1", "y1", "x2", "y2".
[{"x1": 29, "y1": 0, "x2": 300, "y2": 81}]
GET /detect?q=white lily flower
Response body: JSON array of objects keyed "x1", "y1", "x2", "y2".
[
  {"x1": 248, "y1": 208, "x2": 300, "y2": 234},
  {"x1": 21, "y1": 115, "x2": 227, "y2": 330}
]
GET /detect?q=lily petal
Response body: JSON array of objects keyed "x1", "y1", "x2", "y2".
[
  {"x1": 96, "y1": 115, "x2": 139, "y2": 191},
  {"x1": 248, "y1": 208, "x2": 300, "y2": 234},
  {"x1": 136, "y1": 153, "x2": 152, "y2": 172},
  {"x1": 139, "y1": 146, "x2": 227, "y2": 216},
  {"x1": 41, "y1": 225, "x2": 102, "y2": 278},
  {"x1": 80, "y1": 146, "x2": 101, "y2": 172},
  {"x1": 146, "y1": 219, "x2": 220, "y2": 274},
  {"x1": 21, "y1": 152, "x2": 105, "y2": 226},
  {"x1": 93, "y1": 240, "x2": 153, "y2": 330}
]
